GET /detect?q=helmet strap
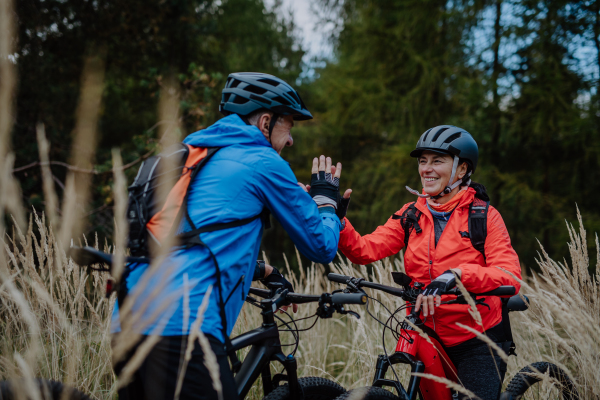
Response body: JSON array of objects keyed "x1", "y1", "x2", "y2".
[{"x1": 267, "y1": 113, "x2": 279, "y2": 144}]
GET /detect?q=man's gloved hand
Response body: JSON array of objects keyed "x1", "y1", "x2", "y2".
[
  {"x1": 260, "y1": 266, "x2": 298, "y2": 313},
  {"x1": 309, "y1": 158, "x2": 341, "y2": 209},
  {"x1": 422, "y1": 270, "x2": 457, "y2": 296},
  {"x1": 260, "y1": 266, "x2": 294, "y2": 293}
]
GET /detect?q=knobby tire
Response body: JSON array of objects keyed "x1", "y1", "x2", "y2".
[
  {"x1": 501, "y1": 362, "x2": 579, "y2": 400},
  {"x1": 262, "y1": 376, "x2": 346, "y2": 400},
  {"x1": 332, "y1": 386, "x2": 399, "y2": 400}
]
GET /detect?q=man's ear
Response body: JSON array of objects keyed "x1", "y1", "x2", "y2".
[{"x1": 257, "y1": 113, "x2": 272, "y2": 138}]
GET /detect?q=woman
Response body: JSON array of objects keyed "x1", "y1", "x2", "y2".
[{"x1": 339, "y1": 125, "x2": 522, "y2": 400}]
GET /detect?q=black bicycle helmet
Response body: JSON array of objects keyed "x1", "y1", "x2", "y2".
[
  {"x1": 410, "y1": 125, "x2": 478, "y2": 171},
  {"x1": 406, "y1": 125, "x2": 479, "y2": 199},
  {"x1": 219, "y1": 72, "x2": 313, "y2": 121}
]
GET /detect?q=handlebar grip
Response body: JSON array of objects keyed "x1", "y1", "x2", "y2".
[
  {"x1": 331, "y1": 292, "x2": 367, "y2": 305},
  {"x1": 478, "y1": 286, "x2": 516, "y2": 296},
  {"x1": 248, "y1": 287, "x2": 270, "y2": 298},
  {"x1": 328, "y1": 273, "x2": 352, "y2": 284}
]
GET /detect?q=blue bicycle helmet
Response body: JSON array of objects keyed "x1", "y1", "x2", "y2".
[{"x1": 219, "y1": 72, "x2": 313, "y2": 121}]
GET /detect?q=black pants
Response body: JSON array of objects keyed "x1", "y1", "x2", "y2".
[
  {"x1": 444, "y1": 324, "x2": 510, "y2": 400},
  {"x1": 114, "y1": 334, "x2": 239, "y2": 400}
]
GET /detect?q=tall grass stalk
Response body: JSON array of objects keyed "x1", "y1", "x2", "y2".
[{"x1": 0, "y1": 208, "x2": 598, "y2": 399}]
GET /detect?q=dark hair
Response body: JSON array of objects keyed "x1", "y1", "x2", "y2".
[{"x1": 459, "y1": 159, "x2": 490, "y2": 201}]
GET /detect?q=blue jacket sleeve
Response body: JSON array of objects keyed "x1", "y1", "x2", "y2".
[{"x1": 253, "y1": 153, "x2": 341, "y2": 263}]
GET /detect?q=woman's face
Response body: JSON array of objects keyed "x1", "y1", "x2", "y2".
[{"x1": 418, "y1": 151, "x2": 466, "y2": 196}]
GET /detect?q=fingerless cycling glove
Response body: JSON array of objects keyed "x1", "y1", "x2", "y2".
[
  {"x1": 260, "y1": 267, "x2": 294, "y2": 293},
  {"x1": 309, "y1": 171, "x2": 341, "y2": 210},
  {"x1": 422, "y1": 270, "x2": 457, "y2": 296}
]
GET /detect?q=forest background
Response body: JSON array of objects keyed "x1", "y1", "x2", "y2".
[{"x1": 11, "y1": 0, "x2": 600, "y2": 272}]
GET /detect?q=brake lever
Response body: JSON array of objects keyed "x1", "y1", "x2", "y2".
[
  {"x1": 475, "y1": 297, "x2": 491, "y2": 310},
  {"x1": 444, "y1": 294, "x2": 490, "y2": 310},
  {"x1": 342, "y1": 310, "x2": 360, "y2": 319}
]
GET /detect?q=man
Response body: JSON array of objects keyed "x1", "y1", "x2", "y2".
[{"x1": 114, "y1": 72, "x2": 347, "y2": 400}]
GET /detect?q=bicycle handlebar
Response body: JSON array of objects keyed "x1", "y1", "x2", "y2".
[
  {"x1": 327, "y1": 273, "x2": 516, "y2": 298},
  {"x1": 328, "y1": 273, "x2": 405, "y2": 297},
  {"x1": 248, "y1": 287, "x2": 367, "y2": 305}
]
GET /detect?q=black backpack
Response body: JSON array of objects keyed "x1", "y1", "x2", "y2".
[
  {"x1": 392, "y1": 198, "x2": 517, "y2": 355},
  {"x1": 391, "y1": 197, "x2": 490, "y2": 255},
  {"x1": 124, "y1": 143, "x2": 269, "y2": 371}
]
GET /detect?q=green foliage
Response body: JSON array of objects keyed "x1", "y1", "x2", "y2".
[
  {"x1": 297, "y1": 0, "x2": 600, "y2": 268},
  {"x1": 13, "y1": 0, "x2": 304, "y2": 238},
  {"x1": 12, "y1": 0, "x2": 600, "y2": 271}
]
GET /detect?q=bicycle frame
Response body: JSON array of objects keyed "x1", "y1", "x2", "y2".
[
  {"x1": 371, "y1": 323, "x2": 458, "y2": 400},
  {"x1": 231, "y1": 295, "x2": 302, "y2": 400}
]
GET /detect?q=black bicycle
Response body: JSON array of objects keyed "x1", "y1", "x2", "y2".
[
  {"x1": 324, "y1": 272, "x2": 578, "y2": 400},
  {"x1": 69, "y1": 246, "x2": 368, "y2": 400}
]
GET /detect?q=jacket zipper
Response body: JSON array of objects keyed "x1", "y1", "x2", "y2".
[{"x1": 224, "y1": 274, "x2": 245, "y2": 305}]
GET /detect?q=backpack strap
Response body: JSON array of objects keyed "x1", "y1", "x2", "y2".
[
  {"x1": 391, "y1": 202, "x2": 422, "y2": 248},
  {"x1": 175, "y1": 147, "x2": 270, "y2": 373},
  {"x1": 468, "y1": 198, "x2": 489, "y2": 257}
]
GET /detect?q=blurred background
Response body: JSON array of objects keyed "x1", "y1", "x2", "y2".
[{"x1": 11, "y1": 0, "x2": 600, "y2": 272}]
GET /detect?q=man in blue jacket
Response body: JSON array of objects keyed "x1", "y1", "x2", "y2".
[{"x1": 115, "y1": 72, "x2": 349, "y2": 400}]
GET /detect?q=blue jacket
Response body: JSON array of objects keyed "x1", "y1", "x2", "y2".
[{"x1": 112, "y1": 114, "x2": 341, "y2": 341}]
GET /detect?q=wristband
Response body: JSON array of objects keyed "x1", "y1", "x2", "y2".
[{"x1": 253, "y1": 260, "x2": 266, "y2": 281}]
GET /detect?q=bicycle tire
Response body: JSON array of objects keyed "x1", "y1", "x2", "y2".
[
  {"x1": 262, "y1": 376, "x2": 346, "y2": 400},
  {"x1": 333, "y1": 386, "x2": 399, "y2": 400},
  {"x1": 0, "y1": 379, "x2": 91, "y2": 400},
  {"x1": 500, "y1": 362, "x2": 579, "y2": 400}
]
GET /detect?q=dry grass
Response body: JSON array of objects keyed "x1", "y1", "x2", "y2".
[
  {"x1": 0, "y1": 214, "x2": 598, "y2": 399},
  {"x1": 0, "y1": 0, "x2": 597, "y2": 397}
]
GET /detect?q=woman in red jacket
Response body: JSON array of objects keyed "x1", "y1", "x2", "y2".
[{"x1": 339, "y1": 125, "x2": 521, "y2": 400}]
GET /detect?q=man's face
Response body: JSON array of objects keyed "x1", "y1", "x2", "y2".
[{"x1": 270, "y1": 115, "x2": 294, "y2": 154}]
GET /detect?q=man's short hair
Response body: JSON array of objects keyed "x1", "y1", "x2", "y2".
[{"x1": 246, "y1": 110, "x2": 280, "y2": 127}]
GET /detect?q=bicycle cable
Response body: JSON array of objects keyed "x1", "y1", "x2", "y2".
[
  {"x1": 364, "y1": 295, "x2": 419, "y2": 388},
  {"x1": 274, "y1": 312, "x2": 300, "y2": 354},
  {"x1": 278, "y1": 314, "x2": 319, "y2": 333}
]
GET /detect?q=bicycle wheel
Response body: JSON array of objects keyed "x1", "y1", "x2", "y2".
[
  {"x1": 262, "y1": 377, "x2": 346, "y2": 400},
  {"x1": 500, "y1": 362, "x2": 579, "y2": 400},
  {"x1": 333, "y1": 386, "x2": 399, "y2": 400},
  {"x1": 0, "y1": 379, "x2": 91, "y2": 400}
]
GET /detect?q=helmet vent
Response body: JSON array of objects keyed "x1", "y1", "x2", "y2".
[
  {"x1": 223, "y1": 93, "x2": 232, "y2": 102},
  {"x1": 287, "y1": 91, "x2": 300, "y2": 104},
  {"x1": 432, "y1": 127, "x2": 450, "y2": 142},
  {"x1": 232, "y1": 95, "x2": 249, "y2": 104},
  {"x1": 442, "y1": 132, "x2": 462, "y2": 144},
  {"x1": 244, "y1": 84, "x2": 267, "y2": 95},
  {"x1": 272, "y1": 96, "x2": 291, "y2": 106},
  {"x1": 249, "y1": 94, "x2": 272, "y2": 105},
  {"x1": 230, "y1": 79, "x2": 242, "y2": 88},
  {"x1": 258, "y1": 78, "x2": 281, "y2": 87},
  {"x1": 422, "y1": 128, "x2": 433, "y2": 143}
]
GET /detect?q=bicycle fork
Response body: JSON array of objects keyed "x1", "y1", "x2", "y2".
[
  {"x1": 372, "y1": 352, "x2": 424, "y2": 400},
  {"x1": 260, "y1": 351, "x2": 302, "y2": 400}
]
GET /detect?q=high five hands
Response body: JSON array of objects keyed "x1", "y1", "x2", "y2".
[{"x1": 298, "y1": 155, "x2": 352, "y2": 219}]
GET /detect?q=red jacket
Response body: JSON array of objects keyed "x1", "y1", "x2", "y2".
[{"x1": 339, "y1": 188, "x2": 521, "y2": 347}]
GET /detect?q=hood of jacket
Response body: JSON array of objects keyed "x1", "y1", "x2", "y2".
[{"x1": 183, "y1": 114, "x2": 272, "y2": 149}]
